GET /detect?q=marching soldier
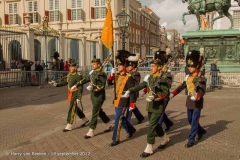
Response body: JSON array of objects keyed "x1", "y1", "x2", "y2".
[
  {"x1": 126, "y1": 57, "x2": 145, "y2": 123},
  {"x1": 108, "y1": 50, "x2": 137, "y2": 146},
  {"x1": 169, "y1": 50, "x2": 207, "y2": 148},
  {"x1": 72, "y1": 58, "x2": 112, "y2": 139},
  {"x1": 125, "y1": 58, "x2": 170, "y2": 158},
  {"x1": 51, "y1": 62, "x2": 89, "y2": 132},
  {"x1": 155, "y1": 50, "x2": 174, "y2": 131}
]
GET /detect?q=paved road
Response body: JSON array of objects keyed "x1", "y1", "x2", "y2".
[{"x1": 0, "y1": 85, "x2": 240, "y2": 160}]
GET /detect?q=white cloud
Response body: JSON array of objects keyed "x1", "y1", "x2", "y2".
[{"x1": 140, "y1": 0, "x2": 199, "y2": 35}]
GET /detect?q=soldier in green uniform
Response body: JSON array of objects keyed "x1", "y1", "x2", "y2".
[
  {"x1": 51, "y1": 62, "x2": 89, "y2": 132},
  {"x1": 125, "y1": 58, "x2": 170, "y2": 158},
  {"x1": 72, "y1": 58, "x2": 112, "y2": 139}
]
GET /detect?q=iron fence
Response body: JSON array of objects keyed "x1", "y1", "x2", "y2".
[
  {"x1": 0, "y1": 68, "x2": 239, "y2": 89},
  {"x1": 0, "y1": 67, "x2": 92, "y2": 88}
]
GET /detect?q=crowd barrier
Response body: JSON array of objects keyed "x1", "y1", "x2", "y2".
[
  {"x1": 0, "y1": 67, "x2": 92, "y2": 88},
  {"x1": 0, "y1": 68, "x2": 239, "y2": 89}
]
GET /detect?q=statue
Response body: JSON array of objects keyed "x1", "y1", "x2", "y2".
[{"x1": 182, "y1": 0, "x2": 240, "y2": 30}]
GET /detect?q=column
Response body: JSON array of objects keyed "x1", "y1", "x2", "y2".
[{"x1": 24, "y1": 28, "x2": 35, "y2": 70}]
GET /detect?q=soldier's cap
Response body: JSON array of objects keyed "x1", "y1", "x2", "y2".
[
  {"x1": 69, "y1": 62, "x2": 77, "y2": 67},
  {"x1": 186, "y1": 50, "x2": 202, "y2": 68},
  {"x1": 91, "y1": 58, "x2": 101, "y2": 63},
  {"x1": 150, "y1": 59, "x2": 163, "y2": 66},
  {"x1": 128, "y1": 61, "x2": 138, "y2": 68}
]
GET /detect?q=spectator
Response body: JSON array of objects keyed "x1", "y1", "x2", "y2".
[
  {"x1": 64, "y1": 61, "x2": 69, "y2": 71},
  {"x1": 210, "y1": 60, "x2": 221, "y2": 89},
  {"x1": 60, "y1": 59, "x2": 64, "y2": 71},
  {"x1": 0, "y1": 61, "x2": 3, "y2": 71},
  {"x1": 34, "y1": 61, "x2": 43, "y2": 84},
  {"x1": 52, "y1": 59, "x2": 59, "y2": 80},
  {"x1": 53, "y1": 49, "x2": 59, "y2": 61},
  {"x1": 24, "y1": 60, "x2": 34, "y2": 83},
  {"x1": 41, "y1": 60, "x2": 46, "y2": 69}
]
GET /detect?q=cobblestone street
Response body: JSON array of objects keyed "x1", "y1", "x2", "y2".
[{"x1": 0, "y1": 86, "x2": 240, "y2": 160}]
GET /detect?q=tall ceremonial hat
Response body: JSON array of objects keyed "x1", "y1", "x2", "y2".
[
  {"x1": 91, "y1": 58, "x2": 101, "y2": 63},
  {"x1": 186, "y1": 49, "x2": 203, "y2": 69},
  {"x1": 116, "y1": 50, "x2": 135, "y2": 67},
  {"x1": 128, "y1": 53, "x2": 140, "y2": 68}
]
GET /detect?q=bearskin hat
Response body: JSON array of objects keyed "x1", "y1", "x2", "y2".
[
  {"x1": 116, "y1": 50, "x2": 135, "y2": 67},
  {"x1": 186, "y1": 50, "x2": 203, "y2": 69}
]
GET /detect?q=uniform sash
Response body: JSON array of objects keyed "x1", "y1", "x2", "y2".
[
  {"x1": 114, "y1": 75, "x2": 129, "y2": 107},
  {"x1": 68, "y1": 87, "x2": 78, "y2": 102}
]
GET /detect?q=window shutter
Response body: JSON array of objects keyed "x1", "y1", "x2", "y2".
[
  {"x1": 5, "y1": 14, "x2": 9, "y2": 25},
  {"x1": 91, "y1": 7, "x2": 95, "y2": 19},
  {"x1": 67, "y1": 9, "x2": 72, "y2": 20},
  {"x1": 45, "y1": 11, "x2": 49, "y2": 22},
  {"x1": 23, "y1": 13, "x2": 27, "y2": 24}
]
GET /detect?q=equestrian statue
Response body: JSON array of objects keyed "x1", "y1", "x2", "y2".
[{"x1": 182, "y1": 0, "x2": 240, "y2": 30}]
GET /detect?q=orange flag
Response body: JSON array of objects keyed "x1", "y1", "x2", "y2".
[
  {"x1": 101, "y1": 3, "x2": 113, "y2": 49},
  {"x1": 201, "y1": 15, "x2": 207, "y2": 29}
]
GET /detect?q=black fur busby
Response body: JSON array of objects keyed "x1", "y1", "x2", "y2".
[
  {"x1": 116, "y1": 50, "x2": 135, "y2": 66},
  {"x1": 154, "y1": 51, "x2": 167, "y2": 64},
  {"x1": 186, "y1": 50, "x2": 202, "y2": 69}
]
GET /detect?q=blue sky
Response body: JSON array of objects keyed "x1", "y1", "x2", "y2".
[{"x1": 139, "y1": 0, "x2": 198, "y2": 35}]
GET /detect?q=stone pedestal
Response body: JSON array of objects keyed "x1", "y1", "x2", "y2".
[{"x1": 183, "y1": 29, "x2": 240, "y2": 72}]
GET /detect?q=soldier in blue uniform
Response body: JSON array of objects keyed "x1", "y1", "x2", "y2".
[
  {"x1": 169, "y1": 50, "x2": 207, "y2": 148},
  {"x1": 108, "y1": 50, "x2": 137, "y2": 146}
]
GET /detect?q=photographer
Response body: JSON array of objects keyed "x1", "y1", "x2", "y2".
[
  {"x1": 23, "y1": 60, "x2": 34, "y2": 84},
  {"x1": 210, "y1": 60, "x2": 221, "y2": 89}
]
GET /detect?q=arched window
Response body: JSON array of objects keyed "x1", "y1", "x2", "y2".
[{"x1": 34, "y1": 39, "x2": 41, "y2": 61}]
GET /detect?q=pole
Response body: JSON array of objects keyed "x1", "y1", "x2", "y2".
[
  {"x1": 122, "y1": 29, "x2": 125, "y2": 50},
  {"x1": 44, "y1": 34, "x2": 47, "y2": 69}
]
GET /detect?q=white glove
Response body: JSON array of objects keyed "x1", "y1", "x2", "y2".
[
  {"x1": 53, "y1": 82, "x2": 58, "y2": 87},
  {"x1": 143, "y1": 74, "x2": 150, "y2": 82},
  {"x1": 71, "y1": 85, "x2": 76, "y2": 90},
  {"x1": 89, "y1": 70, "x2": 94, "y2": 75},
  {"x1": 129, "y1": 106, "x2": 134, "y2": 111},
  {"x1": 112, "y1": 88, "x2": 115, "y2": 92},
  {"x1": 48, "y1": 80, "x2": 54, "y2": 85},
  {"x1": 76, "y1": 99, "x2": 81, "y2": 104},
  {"x1": 86, "y1": 85, "x2": 93, "y2": 91},
  {"x1": 190, "y1": 95, "x2": 197, "y2": 101},
  {"x1": 122, "y1": 91, "x2": 130, "y2": 98},
  {"x1": 184, "y1": 75, "x2": 189, "y2": 81},
  {"x1": 140, "y1": 91, "x2": 145, "y2": 97},
  {"x1": 169, "y1": 93, "x2": 174, "y2": 99},
  {"x1": 111, "y1": 68, "x2": 116, "y2": 76},
  {"x1": 146, "y1": 95, "x2": 154, "y2": 102}
]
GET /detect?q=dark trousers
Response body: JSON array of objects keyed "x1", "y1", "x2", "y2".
[
  {"x1": 126, "y1": 106, "x2": 144, "y2": 122},
  {"x1": 112, "y1": 106, "x2": 136, "y2": 142},
  {"x1": 158, "y1": 101, "x2": 173, "y2": 127},
  {"x1": 89, "y1": 101, "x2": 110, "y2": 130},
  {"x1": 187, "y1": 108, "x2": 206, "y2": 143},
  {"x1": 148, "y1": 112, "x2": 164, "y2": 144},
  {"x1": 67, "y1": 99, "x2": 85, "y2": 124}
]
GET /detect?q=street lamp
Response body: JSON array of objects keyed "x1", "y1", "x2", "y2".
[{"x1": 116, "y1": 8, "x2": 131, "y2": 50}]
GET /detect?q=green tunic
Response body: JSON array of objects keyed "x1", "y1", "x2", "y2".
[
  {"x1": 77, "y1": 69, "x2": 106, "y2": 102},
  {"x1": 129, "y1": 73, "x2": 169, "y2": 113}
]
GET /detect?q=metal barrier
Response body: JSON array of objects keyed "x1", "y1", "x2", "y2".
[
  {"x1": 0, "y1": 68, "x2": 92, "y2": 88},
  {"x1": 1, "y1": 68, "x2": 239, "y2": 89}
]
